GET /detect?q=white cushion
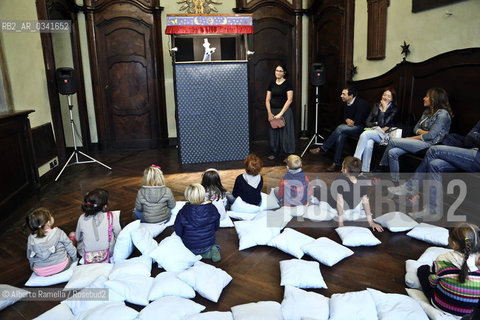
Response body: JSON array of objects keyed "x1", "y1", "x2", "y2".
[
  {"x1": 62, "y1": 275, "x2": 124, "y2": 315},
  {"x1": 131, "y1": 225, "x2": 158, "y2": 255},
  {"x1": 164, "y1": 201, "x2": 186, "y2": 227},
  {"x1": 148, "y1": 271, "x2": 196, "y2": 300},
  {"x1": 228, "y1": 210, "x2": 259, "y2": 221},
  {"x1": 139, "y1": 296, "x2": 205, "y2": 320},
  {"x1": 234, "y1": 220, "x2": 281, "y2": 250},
  {"x1": 0, "y1": 284, "x2": 29, "y2": 311},
  {"x1": 374, "y1": 211, "x2": 418, "y2": 232},
  {"x1": 231, "y1": 301, "x2": 282, "y2": 320},
  {"x1": 113, "y1": 220, "x2": 141, "y2": 262},
  {"x1": 303, "y1": 202, "x2": 336, "y2": 221},
  {"x1": 109, "y1": 256, "x2": 152, "y2": 280},
  {"x1": 406, "y1": 223, "x2": 449, "y2": 246},
  {"x1": 140, "y1": 222, "x2": 167, "y2": 238},
  {"x1": 254, "y1": 210, "x2": 293, "y2": 229},
  {"x1": 231, "y1": 196, "x2": 261, "y2": 213},
  {"x1": 177, "y1": 261, "x2": 232, "y2": 303},
  {"x1": 335, "y1": 226, "x2": 381, "y2": 247},
  {"x1": 301, "y1": 237, "x2": 353, "y2": 267},
  {"x1": 185, "y1": 311, "x2": 233, "y2": 320},
  {"x1": 219, "y1": 215, "x2": 235, "y2": 228},
  {"x1": 259, "y1": 190, "x2": 281, "y2": 211},
  {"x1": 149, "y1": 233, "x2": 202, "y2": 272},
  {"x1": 276, "y1": 205, "x2": 308, "y2": 218},
  {"x1": 279, "y1": 259, "x2": 327, "y2": 289},
  {"x1": 405, "y1": 288, "x2": 461, "y2": 320},
  {"x1": 268, "y1": 228, "x2": 314, "y2": 259},
  {"x1": 281, "y1": 286, "x2": 329, "y2": 320},
  {"x1": 405, "y1": 247, "x2": 452, "y2": 289},
  {"x1": 25, "y1": 261, "x2": 78, "y2": 287},
  {"x1": 73, "y1": 301, "x2": 138, "y2": 320},
  {"x1": 329, "y1": 290, "x2": 378, "y2": 320},
  {"x1": 64, "y1": 263, "x2": 113, "y2": 289},
  {"x1": 104, "y1": 274, "x2": 154, "y2": 306},
  {"x1": 367, "y1": 288, "x2": 428, "y2": 320},
  {"x1": 342, "y1": 203, "x2": 367, "y2": 221},
  {"x1": 33, "y1": 303, "x2": 74, "y2": 320}
]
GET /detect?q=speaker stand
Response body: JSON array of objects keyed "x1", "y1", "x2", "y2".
[
  {"x1": 301, "y1": 86, "x2": 325, "y2": 157},
  {"x1": 55, "y1": 95, "x2": 111, "y2": 181}
]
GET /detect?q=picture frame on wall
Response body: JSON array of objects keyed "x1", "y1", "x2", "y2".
[{"x1": 412, "y1": 0, "x2": 468, "y2": 13}]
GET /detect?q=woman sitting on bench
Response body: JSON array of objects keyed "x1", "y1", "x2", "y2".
[{"x1": 379, "y1": 87, "x2": 453, "y2": 182}]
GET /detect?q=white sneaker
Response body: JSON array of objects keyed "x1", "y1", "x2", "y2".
[{"x1": 387, "y1": 183, "x2": 416, "y2": 196}]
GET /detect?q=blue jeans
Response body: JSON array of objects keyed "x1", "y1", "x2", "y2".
[
  {"x1": 407, "y1": 145, "x2": 480, "y2": 212},
  {"x1": 354, "y1": 129, "x2": 383, "y2": 172},
  {"x1": 380, "y1": 138, "x2": 432, "y2": 181},
  {"x1": 322, "y1": 124, "x2": 364, "y2": 166}
]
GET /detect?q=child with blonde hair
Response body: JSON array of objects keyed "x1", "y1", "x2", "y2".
[
  {"x1": 75, "y1": 188, "x2": 121, "y2": 263},
  {"x1": 26, "y1": 208, "x2": 77, "y2": 276},
  {"x1": 134, "y1": 165, "x2": 176, "y2": 223},
  {"x1": 174, "y1": 183, "x2": 221, "y2": 262},
  {"x1": 417, "y1": 223, "x2": 480, "y2": 316},
  {"x1": 276, "y1": 154, "x2": 312, "y2": 206}
]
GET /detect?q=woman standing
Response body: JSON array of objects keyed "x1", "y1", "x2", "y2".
[
  {"x1": 265, "y1": 64, "x2": 295, "y2": 161},
  {"x1": 379, "y1": 88, "x2": 453, "y2": 182},
  {"x1": 353, "y1": 87, "x2": 399, "y2": 173}
]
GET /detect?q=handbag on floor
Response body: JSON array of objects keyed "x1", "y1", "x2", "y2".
[
  {"x1": 269, "y1": 117, "x2": 285, "y2": 129},
  {"x1": 84, "y1": 211, "x2": 113, "y2": 264}
]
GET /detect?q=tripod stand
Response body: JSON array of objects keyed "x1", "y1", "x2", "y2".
[
  {"x1": 301, "y1": 86, "x2": 325, "y2": 157},
  {"x1": 55, "y1": 95, "x2": 111, "y2": 181}
]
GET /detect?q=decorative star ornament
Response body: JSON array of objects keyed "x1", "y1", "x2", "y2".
[{"x1": 401, "y1": 41, "x2": 410, "y2": 61}]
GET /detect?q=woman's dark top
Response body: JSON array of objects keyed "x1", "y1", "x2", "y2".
[
  {"x1": 267, "y1": 80, "x2": 293, "y2": 110},
  {"x1": 365, "y1": 103, "x2": 399, "y2": 128}
]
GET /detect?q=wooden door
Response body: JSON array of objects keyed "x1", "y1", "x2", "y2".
[
  {"x1": 309, "y1": 0, "x2": 354, "y2": 131},
  {"x1": 86, "y1": 0, "x2": 166, "y2": 149}
]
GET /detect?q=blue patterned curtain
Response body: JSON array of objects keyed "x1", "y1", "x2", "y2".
[{"x1": 176, "y1": 62, "x2": 250, "y2": 164}]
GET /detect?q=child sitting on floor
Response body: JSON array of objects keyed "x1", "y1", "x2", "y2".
[
  {"x1": 174, "y1": 183, "x2": 221, "y2": 262},
  {"x1": 231, "y1": 154, "x2": 264, "y2": 206},
  {"x1": 275, "y1": 154, "x2": 312, "y2": 207},
  {"x1": 134, "y1": 165, "x2": 176, "y2": 223},
  {"x1": 75, "y1": 189, "x2": 121, "y2": 263},
  {"x1": 417, "y1": 223, "x2": 480, "y2": 316},
  {"x1": 334, "y1": 156, "x2": 383, "y2": 231},
  {"x1": 26, "y1": 208, "x2": 77, "y2": 276},
  {"x1": 201, "y1": 168, "x2": 227, "y2": 220}
]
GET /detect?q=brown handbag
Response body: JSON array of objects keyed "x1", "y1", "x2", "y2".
[{"x1": 269, "y1": 117, "x2": 285, "y2": 129}]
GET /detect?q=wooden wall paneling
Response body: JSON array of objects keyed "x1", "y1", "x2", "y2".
[
  {"x1": 85, "y1": 0, "x2": 166, "y2": 149},
  {"x1": 235, "y1": 0, "x2": 302, "y2": 142},
  {"x1": 0, "y1": 111, "x2": 38, "y2": 218},
  {"x1": 354, "y1": 48, "x2": 480, "y2": 137},
  {"x1": 308, "y1": 0, "x2": 354, "y2": 132}
]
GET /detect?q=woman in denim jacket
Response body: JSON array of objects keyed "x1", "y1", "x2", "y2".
[
  {"x1": 353, "y1": 87, "x2": 399, "y2": 173},
  {"x1": 380, "y1": 88, "x2": 453, "y2": 182}
]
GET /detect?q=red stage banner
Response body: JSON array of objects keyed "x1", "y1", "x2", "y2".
[{"x1": 166, "y1": 14, "x2": 253, "y2": 34}]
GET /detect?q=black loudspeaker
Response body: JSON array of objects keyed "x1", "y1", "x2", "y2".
[
  {"x1": 311, "y1": 63, "x2": 326, "y2": 86},
  {"x1": 56, "y1": 67, "x2": 77, "y2": 95}
]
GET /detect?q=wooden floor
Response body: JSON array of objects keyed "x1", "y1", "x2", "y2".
[{"x1": 0, "y1": 140, "x2": 477, "y2": 319}]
